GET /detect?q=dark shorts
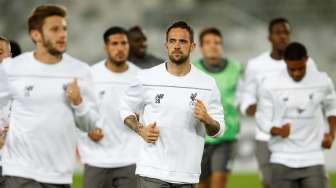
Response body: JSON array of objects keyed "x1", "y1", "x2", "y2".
[
  {"x1": 0, "y1": 167, "x2": 5, "y2": 188},
  {"x1": 137, "y1": 176, "x2": 195, "y2": 188},
  {"x1": 271, "y1": 163, "x2": 328, "y2": 188},
  {"x1": 83, "y1": 164, "x2": 137, "y2": 188},
  {"x1": 199, "y1": 140, "x2": 237, "y2": 181},
  {"x1": 255, "y1": 140, "x2": 272, "y2": 186},
  {"x1": 5, "y1": 176, "x2": 70, "y2": 188}
]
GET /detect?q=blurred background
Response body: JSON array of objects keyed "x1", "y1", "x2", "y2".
[{"x1": 1, "y1": 0, "x2": 336, "y2": 187}]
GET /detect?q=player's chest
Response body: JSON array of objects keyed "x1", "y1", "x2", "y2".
[
  {"x1": 144, "y1": 85, "x2": 212, "y2": 109},
  {"x1": 9, "y1": 76, "x2": 73, "y2": 103}
]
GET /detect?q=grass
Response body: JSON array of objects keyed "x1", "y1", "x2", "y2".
[{"x1": 72, "y1": 172, "x2": 336, "y2": 188}]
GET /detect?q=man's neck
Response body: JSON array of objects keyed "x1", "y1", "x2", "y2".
[
  {"x1": 129, "y1": 53, "x2": 146, "y2": 61},
  {"x1": 202, "y1": 58, "x2": 227, "y2": 73},
  {"x1": 203, "y1": 57, "x2": 221, "y2": 65},
  {"x1": 34, "y1": 48, "x2": 62, "y2": 64},
  {"x1": 166, "y1": 59, "x2": 191, "y2": 77},
  {"x1": 106, "y1": 59, "x2": 128, "y2": 73},
  {"x1": 270, "y1": 48, "x2": 284, "y2": 61}
]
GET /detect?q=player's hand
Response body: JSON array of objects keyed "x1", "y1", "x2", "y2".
[
  {"x1": 66, "y1": 78, "x2": 82, "y2": 106},
  {"x1": 193, "y1": 100, "x2": 211, "y2": 125},
  {"x1": 271, "y1": 123, "x2": 290, "y2": 138},
  {"x1": 321, "y1": 133, "x2": 334, "y2": 149},
  {"x1": 139, "y1": 122, "x2": 160, "y2": 144},
  {"x1": 88, "y1": 128, "x2": 104, "y2": 142},
  {"x1": 246, "y1": 104, "x2": 257, "y2": 117}
]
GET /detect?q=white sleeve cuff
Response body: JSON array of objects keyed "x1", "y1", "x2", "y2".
[
  {"x1": 240, "y1": 98, "x2": 256, "y2": 116},
  {"x1": 120, "y1": 111, "x2": 137, "y2": 122},
  {"x1": 71, "y1": 99, "x2": 89, "y2": 116}
]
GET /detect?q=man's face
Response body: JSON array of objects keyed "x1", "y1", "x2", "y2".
[
  {"x1": 201, "y1": 34, "x2": 223, "y2": 64},
  {"x1": 105, "y1": 33, "x2": 129, "y2": 66},
  {"x1": 0, "y1": 40, "x2": 11, "y2": 63},
  {"x1": 32, "y1": 15, "x2": 67, "y2": 56},
  {"x1": 269, "y1": 22, "x2": 290, "y2": 51},
  {"x1": 165, "y1": 28, "x2": 195, "y2": 65},
  {"x1": 128, "y1": 30, "x2": 147, "y2": 58},
  {"x1": 286, "y1": 59, "x2": 307, "y2": 82}
]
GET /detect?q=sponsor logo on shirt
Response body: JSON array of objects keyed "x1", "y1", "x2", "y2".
[
  {"x1": 24, "y1": 85, "x2": 34, "y2": 97},
  {"x1": 155, "y1": 94, "x2": 164, "y2": 104}
]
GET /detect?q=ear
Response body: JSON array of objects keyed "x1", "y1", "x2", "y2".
[
  {"x1": 164, "y1": 42, "x2": 168, "y2": 51},
  {"x1": 30, "y1": 30, "x2": 42, "y2": 44},
  {"x1": 190, "y1": 42, "x2": 196, "y2": 51}
]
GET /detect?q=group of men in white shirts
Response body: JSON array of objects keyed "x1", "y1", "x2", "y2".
[{"x1": 0, "y1": 4, "x2": 335, "y2": 188}]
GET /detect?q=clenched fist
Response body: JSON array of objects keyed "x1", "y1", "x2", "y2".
[
  {"x1": 88, "y1": 128, "x2": 104, "y2": 142},
  {"x1": 139, "y1": 122, "x2": 160, "y2": 144},
  {"x1": 66, "y1": 78, "x2": 82, "y2": 106}
]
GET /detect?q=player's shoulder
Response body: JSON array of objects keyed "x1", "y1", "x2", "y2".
[
  {"x1": 63, "y1": 53, "x2": 92, "y2": 74},
  {"x1": 227, "y1": 58, "x2": 242, "y2": 70},
  {"x1": 260, "y1": 71, "x2": 284, "y2": 89},
  {"x1": 90, "y1": 60, "x2": 105, "y2": 71},
  {"x1": 191, "y1": 64, "x2": 217, "y2": 87},
  {"x1": 127, "y1": 61, "x2": 141, "y2": 72},
  {"x1": 138, "y1": 62, "x2": 163, "y2": 77},
  {"x1": 1, "y1": 52, "x2": 33, "y2": 73},
  {"x1": 63, "y1": 53, "x2": 89, "y2": 68},
  {"x1": 308, "y1": 71, "x2": 332, "y2": 86},
  {"x1": 246, "y1": 51, "x2": 270, "y2": 69}
]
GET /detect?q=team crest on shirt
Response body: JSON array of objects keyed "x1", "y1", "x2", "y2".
[
  {"x1": 24, "y1": 85, "x2": 34, "y2": 97},
  {"x1": 189, "y1": 93, "x2": 198, "y2": 106},
  {"x1": 155, "y1": 94, "x2": 164, "y2": 104}
]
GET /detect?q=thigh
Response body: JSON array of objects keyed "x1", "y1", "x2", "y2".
[
  {"x1": 5, "y1": 176, "x2": 42, "y2": 188},
  {"x1": 0, "y1": 167, "x2": 5, "y2": 188},
  {"x1": 255, "y1": 141, "x2": 272, "y2": 186},
  {"x1": 112, "y1": 165, "x2": 137, "y2": 188},
  {"x1": 0, "y1": 176, "x2": 5, "y2": 188},
  {"x1": 271, "y1": 163, "x2": 294, "y2": 188},
  {"x1": 41, "y1": 183, "x2": 70, "y2": 188},
  {"x1": 211, "y1": 141, "x2": 237, "y2": 173},
  {"x1": 199, "y1": 144, "x2": 213, "y2": 182},
  {"x1": 83, "y1": 164, "x2": 109, "y2": 188},
  {"x1": 173, "y1": 183, "x2": 195, "y2": 188},
  {"x1": 137, "y1": 176, "x2": 169, "y2": 188},
  {"x1": 300, "y1": 165, "x2": 328, "y2": 188}
]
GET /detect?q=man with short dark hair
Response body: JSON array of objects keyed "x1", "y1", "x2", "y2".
[
  {"x1": 120, "y1": 21, "x2": 225, "y2": 188},
  {"x1": 0, "y1": 5, "x2": 99, "y2": 188},
  {"x1": 78, "y1": 26, "x2": 140, "y2": 188},
  {"x1": 193, "y1": 27, "x2": 241, "y2": 188},
  {"x1": 256, "y1": 42, "x2": 336, "y2": 188},
  {"x1": 128, "y1": 26, "x2": 163, "y2": 69},
  {"x1": 240, "y1": 17, "x2": 318, "y2": 188}
]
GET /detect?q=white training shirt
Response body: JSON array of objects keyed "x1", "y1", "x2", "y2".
[
  {"x1": 0, "y1": 52, "x2": 99, "y2": 184},
  {"x1": 241, "y1": 51, "x2": 317, "y2": 141},
  {"x1": 120, "y1": 63, "x2": 225, "y2": 184},
  {"x1": 78, "y1": 60, "x2": 141, "y2": 168},
  {"x1": 256, "y1": 70, "x2": 336, "y2": 168}
]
